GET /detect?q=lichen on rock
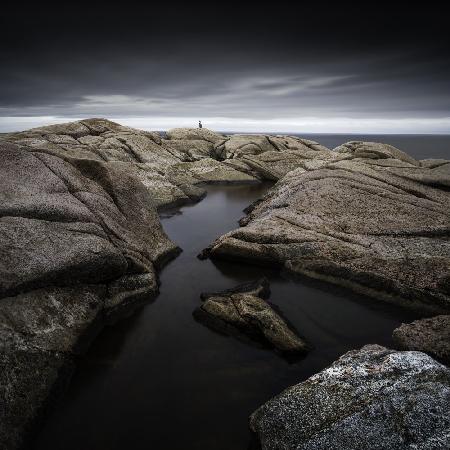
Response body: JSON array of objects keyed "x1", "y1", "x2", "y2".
[{"x1": 250, "y1": 345, "x2": 450, "y2": 449}]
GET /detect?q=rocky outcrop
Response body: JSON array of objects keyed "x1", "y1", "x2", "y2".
[
  {"x1": 0, "y1": 119, "x2": 333, "y2": 448},
  {"x1": 250, "y1": 344, "x2": 450, "y2": 449},
  {"x1": 2, "y1": 120, "x2": 449, "y2": 448},
  {"x1": 393, "y1": 315, "x2": 450, "y2": 365},
  {"x1": 2, "y1": 120, "x2": 334, "y2": 212},
  {"x1": 201, "y1": 141, "x2": 450, "y2": 313},
  {"x1": 194, "y1": 278, "x2": 308, "y2": 357},
  {"x1": 0, "y1": 131, "x2": 177, "y2": 449},
  {"x1": 163, "y1": 128, "x2": 333, "y2": 182}
]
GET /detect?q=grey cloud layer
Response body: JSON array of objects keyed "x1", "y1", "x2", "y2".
[{"x1": 0, "y1": 3, "x2": 449, "y2": 128}]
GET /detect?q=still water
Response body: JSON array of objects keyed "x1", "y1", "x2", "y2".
[{"x1": 34, "y1": 181, "x2": 422, "y2": 450}]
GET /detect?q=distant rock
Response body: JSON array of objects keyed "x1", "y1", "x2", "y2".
[
  {"x1": 3, "y1": 121, "x2": 333, "y2": 212},
  {"x1": 194, "y1": 278, "x2": 308, "y2": 357},
  {"x1": 165, "y1": 127, "x2": 226, "y2": 144},
  {"x1": 250, "y1": 344, "x2": 450, "y2": 449},
  {"x1": 393, "y1": 315, "x2": 450, "y2": 365},
  {"x1": 201, "y1": 141, "x2": 450, "y2": 313}
]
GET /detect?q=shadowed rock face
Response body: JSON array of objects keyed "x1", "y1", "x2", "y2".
[
  {"x1": 201, "y1": 141, "x2": 450, "y2": 313},
  {"x1": 194, "y1": 278, "x2": 308, "y2": 357},
  {"x1": 250, "y1": 345, "x2": 450, "y2": 450},
  {"x1": 0, "y1": 121, "x2": 180, "y2": 449},
  {"x1": 393, "y1": 315, "x2": 450, "y2": 365}
]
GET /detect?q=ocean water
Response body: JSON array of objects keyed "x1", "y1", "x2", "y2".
[{"x1": 34, "y1": 183, "x2": 423, "y2": 450}]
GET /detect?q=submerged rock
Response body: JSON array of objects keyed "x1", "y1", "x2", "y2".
[
  {"x1": 194, "y1": 278, "x2": 308, "y2": 357},
  {"x1": 201, "y1": 141, "x2": 450, "y2": 313},
  {"x1": 250, "y1": 344, "x2": 450, "y2": 450},
  {"x1": 393, "y1": 315, "x2": 450, "y2": 365}
]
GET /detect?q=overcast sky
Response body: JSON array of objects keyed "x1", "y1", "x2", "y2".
[{"x1": 1, "y1": 2, "x2": 449, "y2": 133}]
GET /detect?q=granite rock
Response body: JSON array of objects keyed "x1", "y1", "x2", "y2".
[
  {"x1": 393, "y1": 315, "x2": 450, "y2": 365},
  {"x1": 201, "y1": 141, "x2": 450, "y2": 313},
  {"x1": 194, "y1": 278, "x2": 308, "y2": 357},
  {"x1": 250, "y1": 344, "x2": 450, "y2": 449}
]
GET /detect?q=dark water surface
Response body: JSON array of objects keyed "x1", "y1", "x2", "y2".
[{"x1": 34, "y1": 183, "x2": 422, "y2": 450}]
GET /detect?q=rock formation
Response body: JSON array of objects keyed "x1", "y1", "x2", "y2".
[
  {"x1": 201, "y1": 141, "x2": 450, "y2": 313},
  {"x1": 0, "y1": 119, "x2": 330, "y2": 448},
  {"x1": 194, "y1": 278, "x2": 308, "y2": 357},
  {"x1": 0, "y1": 136, "x2": 177, "y2": 449},
  {"x1": 250, "y1": 344, "x2": 450, "y2": 449},
  {"x1": 1, "y1": 119, "x2": 449, "y2": 449},
  {"x1": 393, "y1": 315, "x2": 450, "y2": 365}
]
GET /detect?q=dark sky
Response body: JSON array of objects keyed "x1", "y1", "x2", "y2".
[{"x1": 1, "y1": 2, "x2": 449, "y2": 132}]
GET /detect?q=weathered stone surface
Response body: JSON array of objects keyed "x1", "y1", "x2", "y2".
[
  {"x1": 165, "y1": 127, "x2": 226, "y2": 144},
  {"x1": 250, "y1": 344, "x2": 450, "y2": 450},
  {"x1": 393, "y1": 315, "x2": 450, "y2": 365},
  {"x1": 4, "y1": 120, "x2": 449, "y2": 449},
  {"x1": 194, "y1": 278, "x2": 308, "y2": 356},
  {"x1": 0, "y1": 120, "x2": 185, "y2": 449},
  {"x1": 201, "y1": 141, "x2": 450, "y2": 313},
  {"x1": 5, "y1": 120, "x2": 316, "y2": 211},
  {"x1": 167, "y1": 158, "x2": 259, "y2": 186},
  {"x1": 0, "y1": 285, "x2": 106, "y2": 450},
  {"x1": 0, "y1": 119, "x2": 335, "y2": 448}
]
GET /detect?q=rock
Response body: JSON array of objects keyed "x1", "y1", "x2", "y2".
[
  {"x1": 167, "y1": 158, "x2": 259, "y2": 186},
  {"x1": 1, "y1": 119, "x2": 333, "y2": 448},
  {"x1": 250, "y1": 344, "x2": 450, "y2": 450},
  {"x1": 0, "y1": 122, "x2": 182, "y2": 449},
  {"x1": 0, "y1": 119, "x2": 336, "y2": 448},
  {"x1": 334, "y1": 140, "x2": 419, "y2": 166},
  {"x1": 165, "y1": 127, "x2": 226, "y2": 144},
  {"x1": 393, "y1": 315, "x2": 450, "y2": 365},
  {"x1": 201, "y1": 141, "x2": 450, "y2": 313},
  {"x1": 194, "y1": 278, "x2": 308, "y2": 357}
]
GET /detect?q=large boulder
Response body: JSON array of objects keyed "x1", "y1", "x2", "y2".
[
  {"x1": 201, "y1": 142, "x2": 450, "y2": 313},
  {"x1": 250, "y1": 345, "x2": 450, "y2": 449},
  {"x1": 0, "y1": 127, "x2": 179, "y2": 449},
  {"x1": 393, "y1": 315, "x2": 450, "y2": 365},
  {"x1": 194, "y1": 278, "x2": 308, "y2": 357}
]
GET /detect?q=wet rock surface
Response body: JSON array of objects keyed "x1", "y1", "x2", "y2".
[
  {"x1": 250, "y1": 344, "x2": 450, "y2": 450},
  {"x1": 194, "y1": 278, "x2": 308, "y2": 357},
  {"x1": 202, "y1": 141, "x2": 450, "y2": 313},
  {"x1": 393, "y1": 315, "x2": 450, "y2": 365}
]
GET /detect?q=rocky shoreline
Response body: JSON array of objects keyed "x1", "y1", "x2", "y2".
[{"x1": 1, "y1": 119, "x2": 449, "y2": 449}]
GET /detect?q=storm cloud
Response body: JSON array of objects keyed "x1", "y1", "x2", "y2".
[{"x1": 1, "y1": 2, "x2": 449, "y2": 132}]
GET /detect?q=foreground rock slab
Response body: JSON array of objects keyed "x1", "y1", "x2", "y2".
[
  {"x1": 393, "y1": 315, "x2": 450, "y2": 365},
  {"x1": 250, "y1": 344, "x2": 450, "y2": 450},
  {"x1": 0, "y1": 124, "x2": 176, "y2": 449},
  {"x1": 202, "y1": 141, "x2": 450, "y2": 313},
  {"x1": 194, "y1": 278, "x2": 308, "y2": 357}
]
